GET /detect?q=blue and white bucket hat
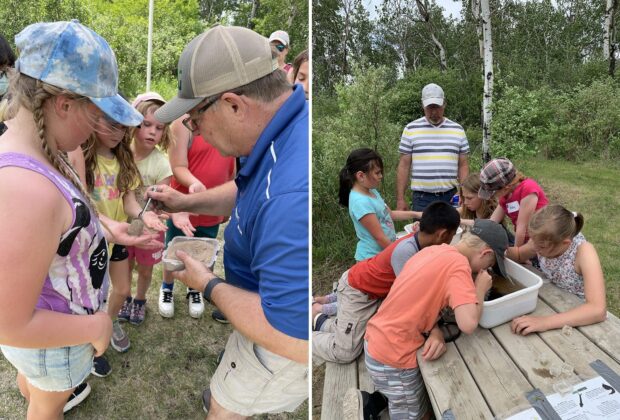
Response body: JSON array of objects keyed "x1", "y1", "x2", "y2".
[{"x1": 15, "y1": 20, "x2": 142, "y2": 126}]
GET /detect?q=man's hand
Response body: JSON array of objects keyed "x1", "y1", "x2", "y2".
[
  {"x1": 147, "y1": 185, "x2": 189, "y2": 213},
  {"x1": 170, "y1": 250, "x2": 216, "y2": 292}
]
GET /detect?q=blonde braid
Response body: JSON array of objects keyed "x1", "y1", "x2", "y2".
[{"x1": 31, "y1": 80, "x2": 99, "y2": 215}]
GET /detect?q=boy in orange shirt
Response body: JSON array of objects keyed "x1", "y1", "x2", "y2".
[{"x1": 346, "y1": 219, "x2": 508, "y2": 420}]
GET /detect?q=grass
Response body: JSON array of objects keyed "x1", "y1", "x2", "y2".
[
  {"x1": 0, "y1": 225, "x2": 307, "y2": 419},
  {"x1": 311, "y1": 158, "x2": 620, "y2": 417}
]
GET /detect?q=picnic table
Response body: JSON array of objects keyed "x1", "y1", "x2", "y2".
[{"x1": 320, "y1": 268, "x2": 620, "y2": 420}]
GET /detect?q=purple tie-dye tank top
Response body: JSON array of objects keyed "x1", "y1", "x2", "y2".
[{"x1": 0, "y1": 153, "x2": 109, "y2": 314}]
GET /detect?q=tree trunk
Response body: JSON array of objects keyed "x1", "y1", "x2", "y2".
[
  {"x1": 604, "y1": 0, "x2": 617, "y2": 76},
  {"x1": 480, "y1": 0, "x2": 493, "y2": 163},
  {"x1": 415, "y1": 0, "x2": 447, "y2": 71},
  {"x1": 247, "y1": 0, "x2": 259, "y2": 29},
  {"x1": 470, "y1": 0, "x2": 483, "y2": 59}
]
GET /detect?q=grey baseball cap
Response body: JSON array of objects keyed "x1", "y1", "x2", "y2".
[
  {"x1": 470, "y1": 219, "x2": 509, "y2": 278},
  {"x1": 155, "y1": 25, "x2": 279, "y2": 123}
]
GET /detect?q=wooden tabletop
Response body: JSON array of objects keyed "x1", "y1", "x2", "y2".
[{"x1": 417, "y1": 279, "x2": 620, "y2": 419}]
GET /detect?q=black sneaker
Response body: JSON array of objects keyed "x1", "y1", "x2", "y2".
[
  {"x1": 202, "y1": 388, "x2": 212, "y2": 414},
  {"x1": 211, "y1": 309, "x2": 229, "y2": 324},
  {"x1": 216, "y1": 349, "x2": 225, "y2": 365},
  {"x1": 63, "y1": 382, "x2": 91, "y2": 413},
  {"x1": 91, "y1": 355, "x2": 112, "y2": 378},
  {"x1": 343, "y1": 389, "x2": 386, "y2": 420}
]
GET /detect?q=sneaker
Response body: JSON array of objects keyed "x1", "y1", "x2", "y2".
[
  {"x1": 158, "y1": 287, "x2": 174, "y2": 318},
  {"x1": 202, "y1": 388, "x2": 211, "y2": 414},
  {"x1": 216, "y1": 349, "x2": 225, "y2": 365},
  {"x1": 211, "y1": 309, "x2": 229, "y2": 324},
  {"x1": 91, "y1": 355, "x2": 111, "y2": 378},
  {"x1": 117, "y1": 297, "x2": 132, "y2": 322},
  {"x1": 63, "y1": 382, "x2": 91, "y2": 413},
  {"x1": 343, "y1": 389, "x2": 386, "y2": 420},
  {"x1": 313, "y1": 313, "x2": 328, "y2": 331},
  {"x1": 130, "y1": 301, "x2": 146, "y2": 325},
  {"x1": 187, "y1": 288, "x2": 204, "y2": 319},
  {"x1": 110, "y1": 320, "x2": 130, "y2": 353}
]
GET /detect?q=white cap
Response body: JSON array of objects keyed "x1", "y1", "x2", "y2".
[
  {"x1": 421, "y1": 83, "x2": 445, "y2": 107},
  {"x1": 268, "y1": 30, "x2": 290, "y2": 47}
]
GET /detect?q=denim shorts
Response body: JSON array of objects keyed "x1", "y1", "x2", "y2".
[{"x1": 0, "y1": 343, "x2": 93, "y2": 392}]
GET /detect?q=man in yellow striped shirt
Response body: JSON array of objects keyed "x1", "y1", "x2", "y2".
[{"x1": 396, "y1": 83, "x2": 469, "y2": 212}]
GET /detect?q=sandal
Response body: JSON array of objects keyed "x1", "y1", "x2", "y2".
[{"x1": 438, "y1": 320, "x2": 461, "y2": 343}]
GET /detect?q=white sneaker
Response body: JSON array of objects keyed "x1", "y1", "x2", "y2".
[
  {"x1": 187, "y1": 288, "x2": 204, "y2": 318},
  {"x1": 158, "y1": 287, "x2": 174, "y2": 318}
]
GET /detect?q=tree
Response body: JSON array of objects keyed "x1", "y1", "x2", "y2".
[
  {"x1": 479, "y1": 0, "x2": 493, "y2": 162},
  {"x1": 604, "y1": 0, "x2": 617, "y2": 76}
]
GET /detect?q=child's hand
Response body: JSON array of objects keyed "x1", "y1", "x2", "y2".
[
  {"x1": 171, "y1": 212, "x2": 196, "y2": 237},
  {"x1": 188, "y1": 181, "x2": 206, "y2": 194},
  {"x1": 474, "y1": 269, "x2": 493, "y2": 294},
  {"x1": 511, "y1": 315, "x2": 548, "y2": 336},
  {"x1": 142, "y1": 211, "x2": 168, "y2": 232},
  {"x1": 421, "y1": 326, "x2": 447, "y2": 361},
  {"x1": 91, "y1": 311, "x2": 112, "y2": 357},
  {"x1": 312, "y1": 302, "x2": 323, "y2": 318}
]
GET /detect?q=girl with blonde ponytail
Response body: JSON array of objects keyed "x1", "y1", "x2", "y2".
[
  {"x1": 506, "y1": 204, "x2": 607, "y2": 335},
  {"x1": 0, "y1": 21, "x2": 155, "y2": 417}
]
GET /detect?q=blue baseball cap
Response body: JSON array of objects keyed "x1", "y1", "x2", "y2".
[{"x1": 15, "y1": 20, "x2": 142, "y2": 127}]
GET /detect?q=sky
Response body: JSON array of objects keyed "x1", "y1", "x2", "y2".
[{"x1": 366, "y1": 0, "x2": 464, "y2": 20}]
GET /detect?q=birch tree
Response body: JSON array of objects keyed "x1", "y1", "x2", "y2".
[
  {"x1": 604, "y1": 0, "x2": 617, "y2": 76},
  {"x1": 415, "y1": 0, "x2": 447, "y2": 71},
  {"x1": 479, "y1": 0, "x2": 493, "y2": 162}
]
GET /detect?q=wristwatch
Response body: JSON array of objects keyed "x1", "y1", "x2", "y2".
[{"x1": 202, "y1": 277, "x2": 225, "y2": 304}]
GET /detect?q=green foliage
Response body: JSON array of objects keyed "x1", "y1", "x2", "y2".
[
  {"x1": 491, "y1": 78, "x2": 620, "y2": 161},
  {"x1": 251, "y1": 0, "x2": 309, "y2": 59},
  {"x1": 313, "y1": 65, "x2": 402, "y2": 262},
  {"x1": 490, "y1": 83, "x2": 556, "y2": 159},
  {"x1": 385, "y1": 67, "x2": 483, "y2": 129}
]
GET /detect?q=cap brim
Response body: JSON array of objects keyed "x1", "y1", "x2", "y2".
[
  {"x1": 269, "y1": 36, "x2": 288, "y2": 46},
  {"x1": 494, "y1": 251, "x2": 509, "y2": 279},
  {"x1": 478, "y1": 187, "x2": 494, "y2": 200},
  {"x1": 153, "y1": 95, "x2": 204, "y2": 124},
  {"x1": 90, "y1": 94, "x2": 144, "y2": 127},
  {"x1": 422, "y1": 98, "x2": 444, "y2": 107}
]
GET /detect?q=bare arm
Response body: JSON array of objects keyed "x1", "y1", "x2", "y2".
[
  {"x1": 0, "y1": 169, "x2": 111, "y2": 353},
  {"x1": 489, "y1": 205, "x2": 506, "y2": 224},
  {"x1": 511, "y1": 242, "x2": 607, "y2": 335},
  {"x1": 390, "y1": 209, "x2": 422, "y2": 221},
  {"x1": 123, "y1": 189, "x2": 167, "y2": 232},
  {"x1": 147, "y1": 181, "x2": 237, "y2": 216},
  {"x1": 514, "y1": 193, "x2": 538, "y2": 246},
  {"x1": 169, "y1": 117, "x2": 205, "y2": 191},
  {"x1": 506, "y1": 240, "x2": 537, "y2": 263},
  {"x1": 396, "y1": 153, "x2": 412, "y2": 211},
  {"x1": 172, "y1": 252, "x2": 307, "y2": 364},
  {"x1": 457, "y1": 154, "x2": 469, "y2": 184},
  {"x1": 453, "y1": 270, "x2": 492, "y2": 334},
  {"x1": 359, "y1": 213, "x2": 393, "y2": 250}
]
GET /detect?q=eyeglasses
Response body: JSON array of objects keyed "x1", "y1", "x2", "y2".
[
  {"x1": 274, "y1": 44, "x2": 286, "y2": 52},
  {"x1": 182, "y1": 95, "x2": 220, "y2": 132}
]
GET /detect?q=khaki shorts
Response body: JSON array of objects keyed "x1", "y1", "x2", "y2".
[{"x1": 211, "y1": 330, "x2": 308, "y2": 416}]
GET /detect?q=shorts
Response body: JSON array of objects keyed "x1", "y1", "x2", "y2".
[
  {"x1": 127, "y1": 231, "x2": 165, "y2": 266},
  {"x1": 110, "y1": 244, "x2": 128, "y2": 262},
  {"x1": 364, "y1": 341, "x2": 430, "y2": 419},
  {"x1": 211, "y1": 330, "x2": 308, "y2": 416},
  {"x1": 165, "y1": 219, "x2": 219, "y2": 245},
  {"x1": 0, "y1": 343, "x2": 93, "y2": 392}
]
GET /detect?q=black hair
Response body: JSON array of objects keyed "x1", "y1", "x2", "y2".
[
  {"x1": 338, "y1": 148, "x2": 384, "y2": 207},
  {"x1": 0, "y1": 35, "x2": 16, "y2": 69},
  {"x1": 419, "y1": 201, "x2": 461, "y2": 234}
]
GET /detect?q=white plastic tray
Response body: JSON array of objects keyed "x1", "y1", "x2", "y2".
[
  {"x1": 162, "y1": 237, "x2": 220, "y2": 272},
  {"x1": 479, "y1": 258, "x2": 543, "y2": 328}
]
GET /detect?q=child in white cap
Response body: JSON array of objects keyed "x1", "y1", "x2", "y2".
[{"x1": 269, "y1": 30, "x2": 292, "y2": 73}]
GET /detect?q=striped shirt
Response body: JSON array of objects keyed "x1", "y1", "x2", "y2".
[{"x1": 399, "y1": 117, "x2": 469, "y2": 192}]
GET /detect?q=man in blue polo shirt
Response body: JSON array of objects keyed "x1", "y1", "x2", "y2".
[{"x1": 150, "y1": 25, "x2": 308, "y2": 418}]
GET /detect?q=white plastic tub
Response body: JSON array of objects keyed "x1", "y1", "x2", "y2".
[
  {"x1": 162, "y1": 237, "x2": 220, "y2": 272},
  {"x1": 479, "y1": 258, "x2": 543, "y2": 328}
]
